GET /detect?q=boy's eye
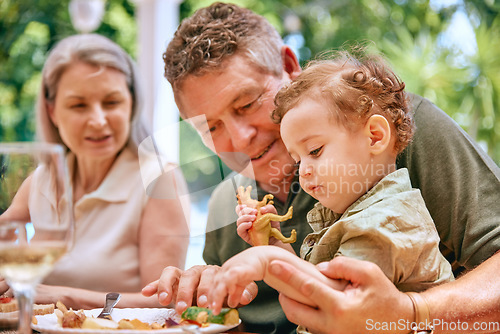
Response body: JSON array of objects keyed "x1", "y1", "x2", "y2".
[{"x1": 309, "y1": 146, "x2": 323, "y2": 156}]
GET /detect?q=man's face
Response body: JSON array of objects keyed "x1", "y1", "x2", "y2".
[{"x1": 176, "y1": 55, "x2": 296, "y2": 189}]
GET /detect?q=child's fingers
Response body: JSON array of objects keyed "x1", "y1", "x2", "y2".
[
  {"x1": 260, "y1": 204, "x2": 277, "y2": 214},
  {"x1": 235, "y1": 204, "x2": 246, "y2": 215},
  {"x1": 236, "y1": 221, "x2": 252, "y2": 233},
  {"x1": 236, "y1": 213, "x2": 256, "y2": 225},
  {"x1": 236, "y1": 222, "x2": 253, "y2": 244},
  {"x1": 270, "y1": 220, "x2": 281, "y2": 230},
  {"x1": 236, "y1": 205, "x2": 256, "y2": 216},
  {"x1": 239, "y1": 207, "x2": 257, "y2": 217},
  {"x1": 227, "y1": 284, "x2": 247, "y2": 308},
  {"x1": 210, "y1": 281, "x2": 230, "y2": 315}
]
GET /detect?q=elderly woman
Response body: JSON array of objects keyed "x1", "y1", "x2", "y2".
[{"x1": 2, "y1": 34, "x2": 190, "y2": 309}]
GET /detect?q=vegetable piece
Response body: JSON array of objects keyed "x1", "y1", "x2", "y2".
[
  {"x1": 165, "y1": 318, "x2": 180, "y2": 328},
  {"x1": 0, "y1": 297, "x2": 12, "y2": 304},
  {"x1": 181, "y1": 306, "x2": 239, "y2": 325},
  {"x1": 81, "y1": 317, "x2": 119, "y2": 330}
]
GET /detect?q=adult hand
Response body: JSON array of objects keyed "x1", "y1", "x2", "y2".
[
  {"x1": 0, "y1": 278, "x2": 11, "y2": 297},
  {"x1": 142, "y1": 265, "x2": 257, "y2": 314},
  {"x1": 268, "y1": 256, "x2": 414, "y2": 334},
  {"x1": 34, "y1": 284, "x2": 74, "y2": 306}
]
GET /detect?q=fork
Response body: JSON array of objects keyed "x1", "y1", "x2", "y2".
[
  {"x1": 181, "y1": 325, "x2": 201, "y2": 334},
  {"x1": 97, "y1": 292, "x2": 121, "y2": 320}
]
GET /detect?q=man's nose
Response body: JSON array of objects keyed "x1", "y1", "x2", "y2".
[{"x1": 226, "y1": 117, "x2": 256, "y2": 151}]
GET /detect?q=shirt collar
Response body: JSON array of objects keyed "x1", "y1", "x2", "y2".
[
  {"x1": 307, "y1": 168, "x2": 412, "y2": 231},
  {"x1": 67, "y1": 148, "x2": 139, "y2": 203}
]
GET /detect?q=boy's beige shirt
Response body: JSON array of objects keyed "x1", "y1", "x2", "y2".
[{"x1": 301, "y1": 168, "x2": 454, "y2": 292}]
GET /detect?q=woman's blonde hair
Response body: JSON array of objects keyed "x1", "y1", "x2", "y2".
[{"x1": 36, "y1": 33, "x2": 150, "y2": 154}]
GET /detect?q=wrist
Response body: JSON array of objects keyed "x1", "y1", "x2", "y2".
[{"x1": 405, "y1": 292, "x2": 434, "y2": 334}]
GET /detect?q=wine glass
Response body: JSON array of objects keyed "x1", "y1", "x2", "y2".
[{"x1": 0, "y1": 142, "x2": 74, "y2": 334}]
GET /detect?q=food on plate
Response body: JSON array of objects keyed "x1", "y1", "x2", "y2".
[
  {"x1": 81, "y1": 317, "x2": 119, "y2": 330},
  {"x1": 118, "y1": 318, "x2": 164, "y2": 330},
  {"x1": 236, "y1": 185, "x2": 296, "y2": 246},
  {"x1": 38, "y1": 302, "x2": 240, "y2": 331},
  {"x1": 181, "y1": 306, "x2": 239, "y2": 326},
  {"x1": 0, "y1": 297, "x2": 16, "y2": 313},
  {"x1": 0, "y1": 297, "x2": 54, "y2": 315},
  {"x1": 33, "y1": 303, "x2": 55, "y2": 316},
  {"x1": 54, "y1": 301, "x2": 86, "y2": 328},
  {"x1": 52, "y1": 301, "x2": 181, "y2": 330},
  {"x1": 124, "y1": 318, "x2": 165, "y2": 329}
]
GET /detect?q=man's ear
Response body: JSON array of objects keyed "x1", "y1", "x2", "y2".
[
  {"x1": 364, "y1": 114, "x2": 392, "y2": 155},
  {"x1": 281, "y1": 45, "x2": 301, "y2": 80}
]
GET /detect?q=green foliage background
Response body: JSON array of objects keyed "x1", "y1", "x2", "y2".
[
  {"x1": 1, "y1": 0, "x2": 499, "y2": 194},
  {"x1": 180, "y1": 0, "x2": 500, "y2": 165},
  {"x1": 0, "y1": 0, "x2": 137, "y2": 141}
]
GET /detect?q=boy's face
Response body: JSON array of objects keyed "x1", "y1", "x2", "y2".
[
  {"x1": 175, "y1": 54, "x2": 296, "y2": 188},
  {"x1": 280, "y1": 97, "x2": 376, "y2": 213}
]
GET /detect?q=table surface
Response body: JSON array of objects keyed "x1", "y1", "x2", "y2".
[{"x1": 1, "y1": 327, "x2": 254, "y2": 334}]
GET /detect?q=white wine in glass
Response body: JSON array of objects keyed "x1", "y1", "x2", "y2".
[{"x1": 0, "y1": 142, "x2": 74, "y2": 334}]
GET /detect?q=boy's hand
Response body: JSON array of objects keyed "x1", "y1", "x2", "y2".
[
  {"x1": 235, "y1": 203, "x2": 285, "y2": 246},
  {"x1": 260, "y1": 205, "x2": 289, "y2": 246},
  {"x1": 259, "y1": 204, "x2": 281, "y2": 230},
  {"x1": 209, "y1": 248, "x2": 268, "y2": 315},
  {"x1": 235, "y1": 204, "x2": 257, "y2": 245}
]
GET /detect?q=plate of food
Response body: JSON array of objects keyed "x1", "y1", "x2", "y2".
[
  {"x1": 32, "y1": 304, "x2": 241, "y2": 334},
  {"x1": 1, "y1": 297, "x2": 55, "y2": 329}
]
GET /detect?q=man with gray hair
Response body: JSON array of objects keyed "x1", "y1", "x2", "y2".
[{"x1": 143, "y1": 3, "x2": 500, "y2": 333}]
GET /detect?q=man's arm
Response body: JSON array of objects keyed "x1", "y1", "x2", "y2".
[
  {"x1": 269, "y1": 254, "x2": 500, "y2": 334},
  {"x1": 423, "y1": 251, "x2": 500, "y2": 332},
  {"x1": 269, "y1": 257, "x2": 415, "y2": 334}
]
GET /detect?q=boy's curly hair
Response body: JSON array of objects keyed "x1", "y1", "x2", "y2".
[
  {"x1": 163, "y1": 2, "x2": 284, "y2": 90},
  {"x1": 272, "y1": 48, "x2": 415, "y2": 153}
]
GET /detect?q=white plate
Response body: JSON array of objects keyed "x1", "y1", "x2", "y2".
[{"x1": 32, "y1": 308, "x2": 240, "y2": 334}]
